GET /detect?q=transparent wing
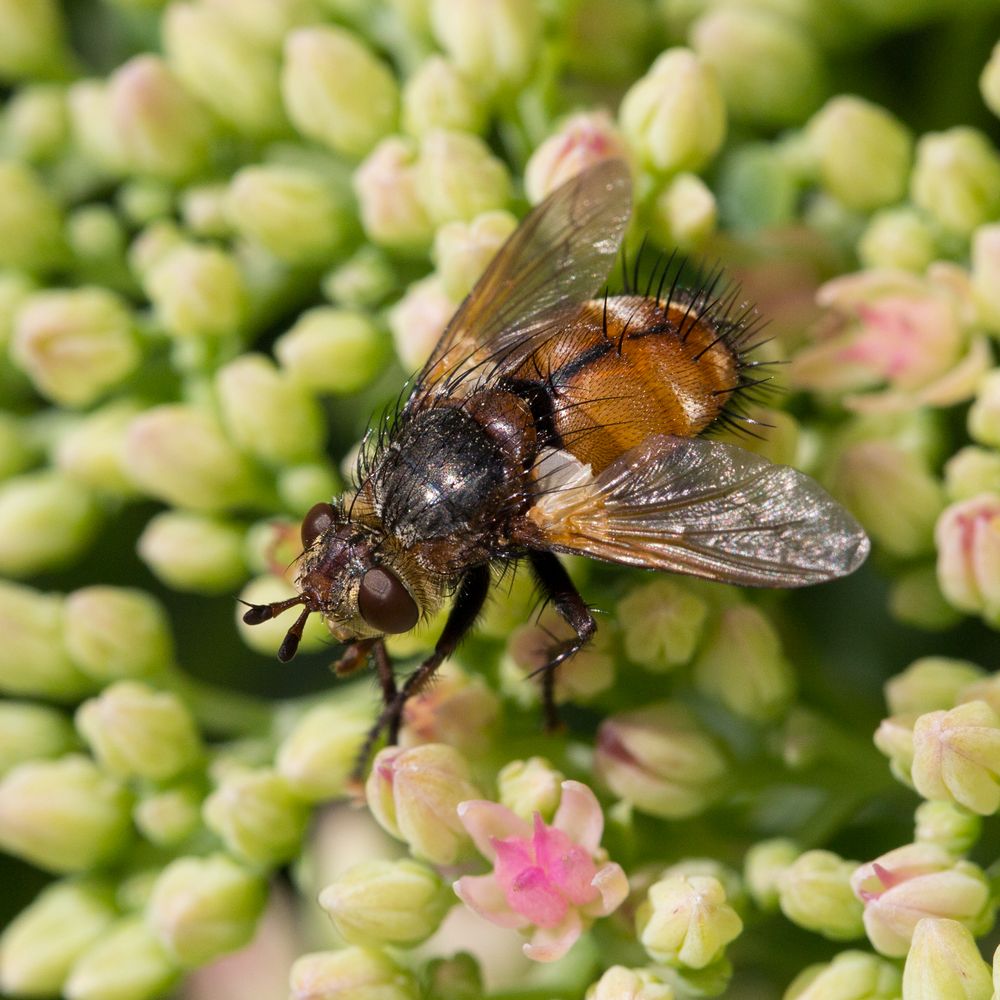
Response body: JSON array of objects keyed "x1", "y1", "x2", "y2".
[
  {"x1": 413, "y1": 158, "x2": 632, "y2": 397},
  {"x1": 526, "y1": 435, "x2": 870, "y2": 587}
]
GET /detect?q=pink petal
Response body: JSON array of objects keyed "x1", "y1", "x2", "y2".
[
  {"x1": 493, "y1": 835, "x2": 536, "y2": 891},
  {"x1": 522, "y1": 909, "x2": 584, "y2": 962},
  {"x1": 583, "y1": 862, "x2": 629, "y2": 918},
  {"x1": 532, "y1": 814, "x2": 597, "y2": 907},
  {"x1": 453, "y1": 874, "x2": 530, "y2": 929},
  {"x1": 506, "y1": 865, "x2": 568, "y2": 927},
  {"x1": 457, "y1": 800, "x2": 531, "y2": 862},
  {"x1": 551, "y1": 780, "x2": 604, "y2": 853}
]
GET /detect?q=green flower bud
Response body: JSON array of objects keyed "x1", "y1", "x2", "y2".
[
  {"x1": 885, "y1": 657, "x2": 984, "y2": 715},
  {"x1": 148, "y1": 854, "x2": 266, "y2": 967},
  {"x1": 11, "y1": 287, "x2": 139, "y2": 408},
  {"x1": 0, "y1": 755, "x2": 131, "y2": 873},
  {"x1": 354, "y1": 137, "x2": 434, "y2": 251},
  {"x1": 777, "y1": 850, "x2": 864, "y2": 941},
  {"x1": 497, "y1": 757, "x2": 563, "y2": 823},
  {"x1": 124, "y1": 404, "x2": 265, "y2": 512},
  {"x1": 203, "y1": 767, "x2": 309, "y2": 866},
  {"x1": 914, "y1": 800, "x2": 982, "y2": 855},
  {"x1": 319, "y1": 858, "x2": 452, "y2": 946},
  {"x1": 691, "y1": 8, "x2": 823, "y2": 127},
  {"x1": 432, "y1": 211, "x2": 517, "y2": 300},
  {"x1": 971, "y1": 222, "x2": 1000, "y2": 333},
  {"x1": 637, "y1": 874, "x2": 742, "y2": 970},
  {"x1": 692, "y1": 604, "x2": 795, "y2": 722},
  {"x1": 178, "y1": 184, "x2": 231, "y2": 240},
  {"x1": 911, "y1": 700, "x2": 1000, "y2": 815},
  {"x1": 744, "y1": 838, "x2": 799, "y2": 912},
  {"x1": 415, "y1": 129, "x2": 511, "y2": 226},
  {"x1": 106, "y1": 56, "x2": 215, "y2": 182},
  {"x1": 67, "y1": 80, "x2": 127, "y2": 177},
  {"x1": 282, "y1": 26, "x2": 398, "y2": 158},
  {"x1": 64, "y1": 586, "x2": 173, "y2": 683},
  {"x1": 981, "y1": 41, "x2": 1000, "y2": 119},
  {"x1": 275, "y1": 307, "x2": 388, "y2": 395},
  {"x1": 138, "y1": 511, "x2": 247, "y2": 594},
  {"x1": 118, "y1": 179, "x2": 173, "y2": 227},
  {"x1": 63, "y1": 916, "x2": 177, "y2": 1000},
  {"x1": 322, "y1": 246, "x2": 396, "y2": 310},
  {"x1": 163, "y1": 2, "x2": 285, "y2": 140},
  {"x1": 76, "y1": 682, "x2": 201, "y2": 782},
  {"x1": 145, "y1": 244, "x2": 247, "y2": 340},
  {"x1": 0, "y1": 881, "x2": 116, "y2": 998},
  {"x1": 289, "y1": 947, "x2": 420, "y2": 1000},
  {"x1": 595, "y1": 703, "x2": 728, "y2": 819},
  {"x1": 53, "y1": 399, "x2": 141, "y2": 496},
  {"x1": 226, "y1": 165, "x2": 351, "y2": 265},
  {"x1": 236, "y1": 575, "x2": 329, "y2": 655},
  {"x1": 911, "y1": 127, "x2": 1000, "y2": 236},
  {"x1": 388, "y1": 274, "x2": 455, "y2": 371},
  {"x1": 215, "y1": 353, "x2": 325, "y2": 467},
  {"x1": 874, "y1": 713, "x2": 916, "y2": 786},
  {"x1": 278, "y1": 462, "x2": 341, "y2": 517},
  {"x1": 902, "y1": 918, "x2": 993, "y2": 1000},
  {"x1": 969, "y1": 371, "x2": 1000, "y2": 448},
  {"x1": 784, "y1": 950, "x2": 901, "y2": 1000},
  {"x1": 429, "y1": 0, "x2": 540, "y2": 95},
  {"x1": 365, "y1": 743, "x2": 481, "y2": 865},
  {"x1": 620, "y1": 48, "x2": 726, "y2": 175},
  {"x1": 858, "y1": 207, "x2": 937, "y2": 273},
  {"x1": 276, "y1": 701, "x2": 375, "y2": 802},
  {"x1": 648, "y1": 172, "x2": 717, "y2": 250},
  {"x1": 67, "y1": 203, "x2": 125, "y2": 259},
  {"x1": 0, "y1": 0, "x2": 68, "y2": 81},
  {"x1": 0, "y1": 161, "x2": 65, "y2": 273},
  {"x1": 127, "y1": 221, "x2": 184, "y2": 283},
  {"x1": 805, "y1": 96, "x2": 912, "y2": 211},
  {"x1": 945, "y1": 446, "x2": 1000, "y2": 501},
  {"x1": 4, "y1": 84, "x2": 69, "y2": 162},
  {"x1": 134, "y1": 784, "x2": 202, "y2": 847},
  {"x1": 200, "y1": 0, "x2": 326, "y2": 47},
  {"x1": 402, "y1": 56, "x2": 486, "y2": 138},
  {"x1": 616, "y1": 579, "x2": 708, "y2": 672},
  {"x1": 0, "y1": 581, "x2": 91, "y2": 700},
  {"x1": 586, "y1": 966, "x2": 675, "y2": 1000},
  {"x1": 0, "y1": 472, "x2": 100, "y2": 578},
  {"x1": 0, "y1": 701, "x2": 75, "y2": 775}
]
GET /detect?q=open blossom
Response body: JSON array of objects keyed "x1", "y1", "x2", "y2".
[
  {"x1": 936, "y1": 494, "x2": 1000, "y2": 625},
  {"x1": 453, "y1": 780, "x2": 628, "y2": 962},
  {"x1": 790, "y1": 265, "x2": 991, "y2": 414}
]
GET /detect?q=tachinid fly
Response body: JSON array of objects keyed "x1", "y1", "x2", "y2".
[{"x1": 243, "y1": 159, "x2": 870, "y2": 769}]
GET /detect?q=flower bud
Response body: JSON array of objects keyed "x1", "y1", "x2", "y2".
[
  {"x1": 874, "y1": 713, "x2": 916, "y2": 786},
  {"x1": 163, "y1": 2, "x2": 285, "y2": 140},
  {"x1": 322, "y1": 246, "x2": 396, "y2": 310},
  {"x1": 276, "y1": 307, "x2": 389, "y2": 395},
  {"x1": 0, "y1": 0, "x2": 68, "y2": 81},
  {"x1": 637, "y1": 874, "x2": 742, "y2": 970},
  {"x1": 648, "y1": 172, "x2": 717, "y2": 250},
  {"x1": 0, "y1": 581, "x2": 92, "y2": 700},
  {"x1": 278, "y1": 462, "x2": 341, "y2": 518},
  {"x1": 319, "y1": 858, "x2": 452, "y2": 946},
  {"x1": 0, "y1": 755, "x2": 131, "y2": 873},
  {"x1": 226, "y1": 165, "x2": 351, "y2": 265},
  {"x1": 107, "y1": 56, "x2": 215, "y2": 182},
  {"x1": 616, "y1": 579, "x2": 709, "y2": 672},
  {"x1": 388, "y1": 275, "x2": 455, "y2": 371},
  {"x1": 586, "y1": 966, "x2": 675, "y2": 1000},
  {"x1": 0, "y1": 880, "x2": 116, "y2": 998},
  {"x1": 429, "y1": 0, "x2": 540, "y2": 95},
  {"x1": 0, "y1": 701, "x2": 74, "y2": 775},
  {"x1": 889, "y1": 565, "x2": 963, "y2": 631},
  {"x1": 64, "y1": 586, "x2": 173, "y2": 683},
  {"x1": 0, "y1": 472, "x2": 100, "y2": 578},
  {"x1": 433, "y1": 211, "x2": 517, "y2": 300},
  {"x1": 945, "y1": 447, "x2": 1000, "y2": 501},
  {"x1": 282, "y1": 26, "x2": 398, "y2": 158},
  {"x1": 145, "y1": 243, "x2": 247, "y2": 341},
  {"x1": 365, "y1": 743, "x2": 481, "y2": 865},
  {"x1": 127, "y1": 220, "x2": 184, "y2": 282},
  {"x1": 138, "y1": 511, "x2": 247, "y2": 594},
  {"x1": 402, "y1": 56, "x2": 486, "y2": 138},
  {"x1": 76, "y1": 681, "x2": 201, "y2": 781},
  {"x1": 67, "y1": 80, "x2": 127, "y2": 176},
  {"x1": 11, "y1": 287, "x2": 139, "y2": 408},
  {"x1": 911, "y1": 700, "x2": 1000, "y2": 815},
  {"x1": 203, "y1": 767, "x2": 309, "y2": 866},
  {"x1": 936, "y1": 495, "x2": 1000, "y2": 623},
  {"x1": 67, "y1": 205, "x2": 127, "y2": 273},
  {"x1": 969, "y1": 371, "x2": 1000, "y2": 448},
  {"x1": 425, "y1": 953, "x2": 483, "y2": 1000},
  {"x1": 744, "y1": 838, "x2": 799, "y2": 912},
  {"x1": 124, "y1": 404, "x2": 265, "y2": 512},
  {"x1": 0, "y1": 161, "x2": 65, "y2": 273},
  {"x1": 777, "y1": 850, "x2": 864, "y2": 941},
  {"x1": 804, "y1": 96, "x2": 912, "y2": 211},
  {"x1": 858, "y1": 207, "x2": 936, "y2": 273},
  {"x1": 914, "y1": 800, "x2": 981, "y2": 855},
  {"x1": 354, "y1": 137, "x2": 433, "y2": 251},
  {"x1": 692, "y1": 604, "x2": 795, "y2": 722},
  {"x1": 53, "y1": 399, "x2": 140, "y2": 496},
  {"x1": 784, "y1": 950, "x2": 901, "y2": 1000},
  {"x1": 620, "y1": 48, "x2": 726, "y2": 175},
  {"x1": 134, "y1": 784, "x2": 202, "y2": 847},
  {"x1": 289, "y1": 947, "x2": 419, "y2": 1000},
  {"x1": 957, "y1": 673, "x2": 1000, "y2": 716},
  {"x1": 118, "y1": 178, "x2": 174, "y2": 226},
  {"x1": 497, "y1": 757, "x2": 563, "y2": 823},
  {"x1": 595, "y1": 703, "x2": 728, "y2": 819},
  {"x1": 0, "y1": 270, "x2": 36, "y2": 350},
  {"x1": 886, "y1": 657, "x2": 984, "y2": 715},
  {"x1": 851, "y1": 843, "x2": 992, "y2": 956},
  {"x1": 148, "y1": 854, "x2": 266, "y2": 967},
  {"x1": 5, "y1": 84, "x2": 69, "y2": 162},
  {"x1": 691, "y1": 8, "x2": 823, "y2": 128},
  {"x1": 910, "y1": 127, "x2": 1000, "y2": 235},
  {"x1": 902, "y1": 917, "x2": 993, "y2": 1000},
  {"x1": 971, "y1": 222, "x2": 1000, "y2": 333}
]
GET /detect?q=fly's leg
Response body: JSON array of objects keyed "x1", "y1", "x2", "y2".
[
  {"x1": 528, "y1": 550, "x2": 597, "y2": 730},
  {"x1": 352, "y1": 564, "x2": 490, "y2": 779}
]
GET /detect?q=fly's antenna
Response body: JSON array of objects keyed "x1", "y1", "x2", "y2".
[{"x1": 240, "y1": 595, "x2": 314, "y2": 663}]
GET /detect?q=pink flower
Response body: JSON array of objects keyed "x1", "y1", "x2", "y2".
[{"x1": 453, "y1": 780, "x2": 628, "y2": 962}]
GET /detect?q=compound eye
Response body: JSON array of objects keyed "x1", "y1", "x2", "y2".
[
  {"x1": 301, "y1": 502, "x2": 336, "y2": 549},
  {"x1": 358, "y1": 566, "x2": 419, "y2": 634}
]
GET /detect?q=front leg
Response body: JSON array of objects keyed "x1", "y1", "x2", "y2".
[{"x1": 528, "y1": 550, "x2": 597, "y2": 730}]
